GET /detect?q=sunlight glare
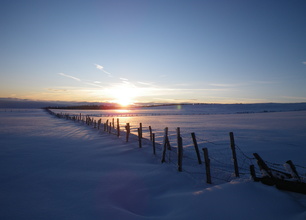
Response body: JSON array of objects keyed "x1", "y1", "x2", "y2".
[
  {"x1": 109, "y1": 84, "x2": 138, "y2": 107},
  {"x1": 117, "y1": 98, "x2": 131, "y2": 107}
]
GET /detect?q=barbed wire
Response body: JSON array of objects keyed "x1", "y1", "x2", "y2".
[{"x1": 46, "y1": 109, "x2": 306, "y2": 185}]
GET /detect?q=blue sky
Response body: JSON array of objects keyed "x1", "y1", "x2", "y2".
[{"x1": 1, "y1": 0, "x2": 306, "y2": 104}]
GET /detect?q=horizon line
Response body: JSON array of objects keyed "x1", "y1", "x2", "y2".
[{"x1": 1, "y1": 97, "x2": 306, "y2": 106}]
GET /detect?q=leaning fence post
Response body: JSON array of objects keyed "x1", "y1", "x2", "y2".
[
  {"x1": 285, "y1": 160, "x2": 301, "y2": 181},
  {"x1": 253, "y1": 153, "x2": 273, "y2": 178},
  {"x1": 177, "y1": 127, "x2": 183, "y2": 172},
  {"x1": 112, "y1": 118, "x2": 115, "y2": 128},
  {"x1": 229, "y1": 132, "x2": 239, "y2": 177},
  {"x1": 191, "y1": 132, "x2": 202, "y2": 164},
  {"x1": 138, "y1": 128, "x2": 142, "y2": 148},
  {"x1": 203, "y1": 147, "x2": 212, "y2": 184}
]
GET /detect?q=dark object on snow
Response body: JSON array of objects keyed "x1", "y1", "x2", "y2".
[{"x1": 252, "y1": 153, "x2": 306, "y2": 195}]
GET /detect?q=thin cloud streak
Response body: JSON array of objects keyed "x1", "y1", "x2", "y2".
[
  {"x1": 210, "y1": 83, "x2": 240, "y2": 87},
  {"x1": 85, "y1": 82, "x2": 104, "y2": 88},
  {"x1": 251, "y1": 80, "x2": 279, "y2": 85},
  {"x1": 58, "y1": 73, "x2": 81, "y2": 81},
  {"x1": 94, "y1": 64, "x2": 112, "y2": 76},
  {"x1": 137, "y1": 81, "x2": 154, "y2": 86},
  {"x1": 210, "y1": 80, "x2": 278, "y2": 88},
  {"x1": 47, "y1": 88, "x2": 68, "y2": 92},
  {"x1": 161, "y1": 88, "x2": 229, "y2": 92},
  {"x1": 282, "y1": 96, "x2": 306, "y2": 101},
  {"x1": 95, "y1": 64, "x2": 103, "y2": 70}
]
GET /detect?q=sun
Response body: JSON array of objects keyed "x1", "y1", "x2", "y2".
[
  {"x1": 116, "y1": 98, "x2": 132, "y2": 107},
  {"x1": 109, "y1": 84, "x2": 137, "y2": 107}
]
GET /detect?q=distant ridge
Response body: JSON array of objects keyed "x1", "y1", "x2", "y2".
[
  {"x1": 0, "y1": 98, "x2": 104, "y2": 109},
  {"x1": 1, "y1": 98, "x2": 306, "y2": 111}
]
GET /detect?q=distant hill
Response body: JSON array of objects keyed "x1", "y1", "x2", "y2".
[
  {"x1": 0, "y1": 98, "x2": 104, "y2": 109},
  {"x1": 0, "y1": 98, "x2": 173, "y2": 109}
]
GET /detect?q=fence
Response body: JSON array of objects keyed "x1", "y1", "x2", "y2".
[{"x1": 45, "y1": 108, "x2": 306, "y2": 186}]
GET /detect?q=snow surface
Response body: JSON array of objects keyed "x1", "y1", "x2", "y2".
[{"x1": 1, "y1": 108, "x2": 306, "y2": 220}]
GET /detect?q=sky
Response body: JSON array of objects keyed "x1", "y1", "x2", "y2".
[{"x1": 1, "y1": 0, "x2": 306, "y2": 105}]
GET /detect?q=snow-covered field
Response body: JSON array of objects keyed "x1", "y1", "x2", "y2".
[{"x1": 1, "y1": 105, "x2": 306, "y2": 219}]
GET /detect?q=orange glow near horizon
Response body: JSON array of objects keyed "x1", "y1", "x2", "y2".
[
  {"x1": 108, "y1": 84, "x2": 138, "y2": 107},
  {"x1": 115, "y1": 109, "x2": 131, "y2": 113},
  {"x1": 116, "y1": 99, "x2": 132, "y2": 107}
]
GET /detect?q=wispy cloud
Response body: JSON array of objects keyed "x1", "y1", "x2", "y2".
[
  {"x1": 210, "y1": 81, "x2": 278, "y2": 88},
  {"x1": 282, "y1": 96, "x2": 306, "y2": 101},
  {"x1": 210, "y1": 83, "x2": 238, "y2": 87},
  {"x1": 94, "y1": 64, "x2": 112, "y2": 76},
  {"x1": 58, "y1": 73, "x2": 81, "y2": 81},
  {"x1": 85, "y1": 82, "x2": 104, "y2": 88},
  {"x1": 137, "y1": 81, "x2": 155, "y2": 86},
  {"x1": 162, "y1": 88, "x2": 230, "y2": 92},
  {"x1": 95, "y1": 64, "x2": 103, "y2": 70},
  {"x1": 47, "y1": 88, "x2": 68, "y2": 92},
  {"x1": 303, "y1": 61, "x2": 306, "y2": 65},
  {"x1": 252, "y1": 80, "x2": 279, "y2": 85}
]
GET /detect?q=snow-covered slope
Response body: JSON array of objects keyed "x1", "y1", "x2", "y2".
[{"x1": 0, "y1": 109, "x2": 305, "y2": 219}]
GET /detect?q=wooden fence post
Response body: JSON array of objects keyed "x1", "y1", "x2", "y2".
[
  {"x1": 117, "y1": 118, "x2": 120, "y2": 137},
  {"x1": 105, "y1": 119, "x2": 108, "y2": 132},
  {"x1": 149, "y1": 126, "x2": 153, "y2": 141},
  {"x1": 285, "y1": 160, "x2": 301, "y2": 181},
  {"x1": 139, "y1": 123, "x2": 143, "y2": 139},
  {"x1": 253, "y1": 153, "x2": 271, "y2": 175},
  {"x1": 98, "y1": 119, "x2": 101, "y2": 130},
  {"x1": 250, "y1": 165, "x2": 258, "y2": 181},
  {"x1": 177, "y1": 127, "x2": 183, "y2": 172},
  {"x1": 109, "y1": 121, "x2": 111, "y2": 134},
  {"x1": 112, "y1": 118, "x2": 115, "y2": 128},
  {"x1": 152, "y1": 133, "x2": 156, "y2": 155},
  {"x1": 125, "y1": 123, "x2": 130, "y2": 142},
  {"x1": 138, "y1": 128, "x2": 142, "y2": 148},
  {"x1": 191, "y1": 132, "x2": 202, "y2": 164},
  {"x1": 253, "y1": 153, "x2": 275, "y2": 184},
  {"x1": 202, "y1": 148, "x2": 212, "y2": 184},
  {"x1": 229, "y1": 132, "x2": 239, "y2": 177},
  {"x1": 161, "y1": 127, "x2": 169, "y2": 163}
]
